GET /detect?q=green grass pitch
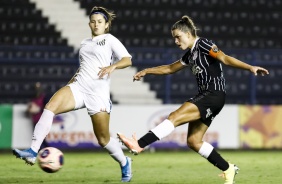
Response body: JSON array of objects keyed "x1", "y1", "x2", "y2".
[{"x1": 1, "y1": 150, "x2": 281, "y2": 183}]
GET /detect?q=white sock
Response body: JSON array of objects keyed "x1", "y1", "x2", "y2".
[
  {"x1": 198, "y1": 141, "x2": 214, "y2": 158},
  {"x1": 151, "y1": 119, "x2": 175, "y2": 140},
  {"x1": 104, "y1": 137, "x2": 127, "y2": 167},
  {"x1": 30, "y1": 109, "x2": 54, "y2": 153}
]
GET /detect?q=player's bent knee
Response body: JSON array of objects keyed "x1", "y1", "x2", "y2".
[
  {"x1": 187, "y1": 138, "x2": 201, "y2": 151},
  {"x1": 45, "y1": 101, "x2": 60, "y2": 114},
  {"x1": 45, "y1": 101, "x2": 56, "y2": 108},
  {"x1": 167, "y1": 112, "x2": 180, "y2": 125},
  {"x1": 97, "y1": 137, "x2": 110, "y2": 147}
]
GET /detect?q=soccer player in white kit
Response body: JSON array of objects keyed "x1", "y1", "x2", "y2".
[{"x1": 13, "y1": 6, "x2": 133, "y2": 182}]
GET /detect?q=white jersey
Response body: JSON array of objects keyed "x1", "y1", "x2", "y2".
[{"x1": 74, "y1": 33, "x2": 131, "y2": 97}]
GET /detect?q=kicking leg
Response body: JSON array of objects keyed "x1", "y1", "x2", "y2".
[
  {"x1": 117, "y1": 102, "x2": 200, "y2": 154},
  {"x1": 13, "y1": 86, "x2": 75, "y2": 165}
]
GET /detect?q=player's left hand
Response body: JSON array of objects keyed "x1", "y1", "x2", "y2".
[
  {"x1": 250, "y1": 66, "x2": 269, "y2": 76},
  {"x1": 98, "y1": 65, "x2": 116, "y2": 79}
]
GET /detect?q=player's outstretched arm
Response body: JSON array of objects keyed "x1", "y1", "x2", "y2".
[
  {"x1": 216, "y1": 51, "x2": 269, "y2": 76},
  {"x1": 133, "y1": 60, "x2": 185, "y2": 81}
]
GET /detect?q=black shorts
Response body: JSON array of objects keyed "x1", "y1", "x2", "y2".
[{"x1": 187, "y1": 90, "x2": 226, "y2": 127}]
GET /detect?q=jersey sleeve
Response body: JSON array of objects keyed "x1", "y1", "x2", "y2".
[
  {"x1": 198, "y1": 38, "x2": 220, "y2": 59},
  {"x1": 109, "y1": 35, "x2": 132, "y2": 61},
  {"x1": 180, "y1": 51, "x2": 190, "y2": 66}
]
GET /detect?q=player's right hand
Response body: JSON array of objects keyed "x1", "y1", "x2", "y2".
[{"x1": 133, "y1": 70, "x2": 146, "y2": 81}]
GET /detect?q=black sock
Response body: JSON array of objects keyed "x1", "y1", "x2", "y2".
[
  {"x1": 207, "y1": 149, "x2": 229, "y2": 171},
  {"x1": 138, "y1": 131, "x2": 159, "y2": 148}
]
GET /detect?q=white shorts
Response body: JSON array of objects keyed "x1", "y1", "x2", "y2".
[{"x1": 68, "y1": 83, "x2": 112, "y2": 115}]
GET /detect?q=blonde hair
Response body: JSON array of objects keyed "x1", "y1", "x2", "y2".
[
  {"x1": 89, "y1": 6, "x2": 116, "y2": 33},
  {"x1": 171, "y1": 15, "x2": 199, "y2": 37}
]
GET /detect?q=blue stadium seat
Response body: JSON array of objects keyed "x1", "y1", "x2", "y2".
[{"x1": 1, "y1": 0, "x2": 281, "y2": 104}]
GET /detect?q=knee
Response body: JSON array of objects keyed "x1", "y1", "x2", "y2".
[
  {"x1": 97, "y1": 136, "x2": 110, "y2": 147},
  {"x1": 187, "y1": 137, "x2": 201, "y2": 151},
  {"x1": 167, "y1": 112, "x2": 178, "y2": 126},
  {"x1": 45, "y1": 101, "x2": 58, "y2": 114},
  {"x1": 44, "y1": 102, "x2": 51, "y2": 110}
]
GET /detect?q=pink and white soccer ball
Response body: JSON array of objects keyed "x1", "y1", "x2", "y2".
[{"x1": 37, "y1": 147, "x2": 64, "y2": 173}]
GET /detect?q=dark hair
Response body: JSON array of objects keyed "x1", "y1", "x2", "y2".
[
  {"x1": 89, "y1": 6, "x2": 116, "y2": 33},
  {"x1": 171, "y1": 16, "x2": 198, "y2": 37}
]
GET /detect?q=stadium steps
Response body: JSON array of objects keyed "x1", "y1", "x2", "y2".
[
  {"x1": 29, "y1": 0, "x2": 162, "y2": 104},
  {"x1": 29, "y1": 0, "x2": 89, "y2": 51},
  {"x1": 111, "y1": 69, "x2": 162, "y2": 104}
]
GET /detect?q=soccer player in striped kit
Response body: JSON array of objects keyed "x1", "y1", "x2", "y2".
[
  {"x1": 118, "y1": 15, "x2": 269, "y2": 184},
  {"x1": 13, "y1": 6, "x2": 133, "y2": 182}
]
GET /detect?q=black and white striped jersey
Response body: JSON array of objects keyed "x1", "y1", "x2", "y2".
[{"x1": 180, "y1": 37, "x2": 226, "y2": 93}]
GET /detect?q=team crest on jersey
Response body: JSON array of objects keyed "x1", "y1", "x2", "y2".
[
  {"x1": 191, "y1": 65, "x2": 203, "y2": 75},
  {"x1": 97, "y1": 39, "x2": 106, "y2": 46}
]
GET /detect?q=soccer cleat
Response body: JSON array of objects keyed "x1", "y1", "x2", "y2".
[
  {"x1": 219, "y1": 163, "x2": 239, "y2": 184},
  {"x1": 121, "y1": 156, "x2": 132, "y2": 182},
  {"x1": 13, "y1": 148, "x2": 37, "y2": 165},
  {"x1": 117, "y1": 133, "x2": 144, "y2": 155}
]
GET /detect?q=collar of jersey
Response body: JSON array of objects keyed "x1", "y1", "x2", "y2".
[
  {"x1": 190, "y1": 37, "x2": 200, "y2": 53},
  {"x1": 92, "y1": 33, "x2": 108, "y2": 41}
]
